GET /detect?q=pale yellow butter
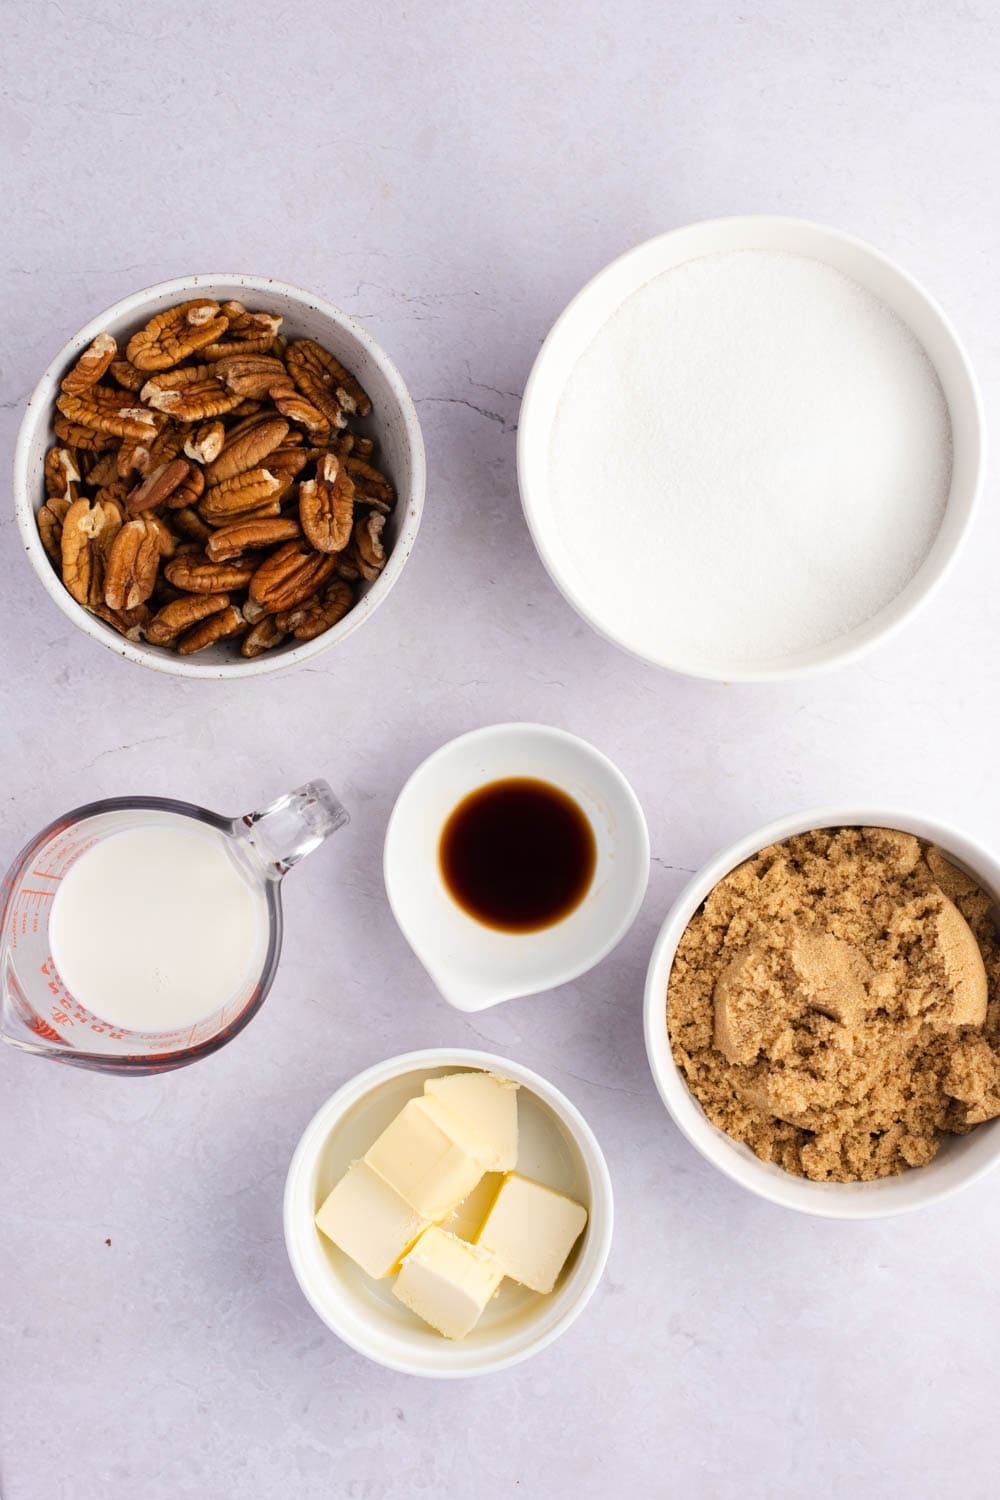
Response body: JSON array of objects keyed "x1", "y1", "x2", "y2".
[
  {"x1": 314, "y1": 1161, "x2": 429, "y2": 1279},
  {"x1": 364, "y1": 1095, "x2": 489, "y2": 1219},
  {"x1": 477, "y1": 1172, "x2": 587, "y2": 1294},
  {"x1": 424, "y1": 1071, "x2": 520, "y2": 1172},
  {"x1": 440, "y1": 1172, "x2": 503, "y2": 1242},
  {"x1": 392, "y1": 1226, "x2": 504, "y2": 1339}
]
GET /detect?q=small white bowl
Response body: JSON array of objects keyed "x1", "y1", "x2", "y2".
[
  {"x1": 644, "y1": 806, "x2": 1000, "y2": 1218},
  {"x1": 383, "y1": 723, "x2": 650, "y2": 1011},
  {"x1": 518, "y1": 215, "x2": 984, "y2": 682},
  {"x1": 13, "y1": 273, "x2": 425, "y2": 678},
  {"x1": 283, "y1": 1048, "x2": 614, "y2": 1377}
]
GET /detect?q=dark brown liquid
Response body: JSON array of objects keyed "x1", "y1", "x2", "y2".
[{"x1": 439, "y1": 778, "x2": 596, "y2": 933}]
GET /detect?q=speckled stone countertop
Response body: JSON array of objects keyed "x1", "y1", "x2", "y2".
[{"x1": 2, "y1": 3, "x2": 1000, "y2": 1496}]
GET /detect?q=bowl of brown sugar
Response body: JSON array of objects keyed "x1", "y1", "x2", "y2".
[{"x1": 643, "y1": 808, "x2": 1000, "y2": 1218}]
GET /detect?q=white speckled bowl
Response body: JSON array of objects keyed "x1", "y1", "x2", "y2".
[
  {"x1": 644, "y1": 806, "x2": 1000, "y2": 1219},
  {"x1": 13, "y1": 273, "x2": 425, "y2": 678},
  {"x1": 284, "y1": 1049, "x2": 613, "y2": 1377}
]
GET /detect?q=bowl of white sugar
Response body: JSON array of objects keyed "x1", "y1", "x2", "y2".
[{"x1": 518, "y1": 216, "x2": 983, "y2": 681}]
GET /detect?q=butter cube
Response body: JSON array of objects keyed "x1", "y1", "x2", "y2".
[
  {"x1": 393, "y1": 1226, "x2": 504, "y2": 1339},
  {"x1": 314, "y1": 1161, "x2": 429, "y2": 1279},
  {"x1": 477, "y1": 1172, "x2": 588, "y2": 1294},
  {"x1": 364, "y1": 1096, "x2": 489, "y2": 1219},
  {"x1": 424, "y1": 1071, "x2": 519, "y2": 1172},
  {"x1": 440, "y1": 1172, "x2": 503, "y2": 1242}
]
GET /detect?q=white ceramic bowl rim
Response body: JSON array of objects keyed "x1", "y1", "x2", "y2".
[
  {"x1": 13, "y1": 272, "x2": 426, "y2": 679},
  {"x1": 283, "y1": 1047, "x2": 614, "y2": 1377},
  {"x1": 517, "y1": 215, "x2": 985, "y2": 684},
  {"x1": 644, "y1": 805, "x2": 1000, "y2": 1219}
]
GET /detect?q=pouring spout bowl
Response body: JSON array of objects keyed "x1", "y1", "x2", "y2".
[{"x1": 383, "y1": 723, "x2": 649, "y2": 1011}]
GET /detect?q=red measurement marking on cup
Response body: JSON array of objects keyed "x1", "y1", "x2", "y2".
[
  {"x1": 31, "y1": 870, "x2": 63, "y2": 881},
  {"x1": 27, "y1": 1015, "x2": 62, "y2": 1042}
]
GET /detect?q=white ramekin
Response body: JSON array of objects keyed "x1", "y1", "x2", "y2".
[
  {"x1": 518, "y1": 216, "x2": 985, "y2": 683},
  {"x1": 383, "y1": 723, "x2": 650, "y2": 1012},
  {"x1": 13, "y1": 273, "x2": 425, "y2": 678},
  {"x1": 644, "y1": 807, "x2": 1000, "y2": 1219},
  {"x1": 284, "y1": 1048, "x2": 614, "y2": 1377}
]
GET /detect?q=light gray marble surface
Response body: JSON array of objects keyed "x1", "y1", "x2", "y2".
[{"x1": 3, "y1": 3, "x2": 1000, "y2": 1496}]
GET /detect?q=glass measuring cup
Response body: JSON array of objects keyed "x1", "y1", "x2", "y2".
[{"x1": 0, "y1": 781, "x2": 347, "y2": 1075}]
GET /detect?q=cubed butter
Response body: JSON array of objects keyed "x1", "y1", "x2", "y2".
[
  {"x1": 424, "y1": 1071, "x2": 520, "y2": 1171},
  {"x1": 392, "y1": 1226, "x2": 504, "y2": 1339},
  {"x1": 364, "y1": 1095, "x2": 489, "y2": 1219},
  {"x1": 440, "y1": 1172, "x2": 503, "y2": 1242},
  {"x1": 477, "y1": 1172, "x2": 587, "y2": 1294},
  {"x1": 314, "y1": 1161, "x2": 429, "y2": 1279}
]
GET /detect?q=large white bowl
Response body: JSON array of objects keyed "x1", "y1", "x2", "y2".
[
  {"x1": 13, "y1": 273, "x2": 425, "y2": 678},
  {"x1": 518, "y1": 216, "x2": 984, "y2": 682},
  {"x1": 283, "y1": 1049, "x2": 614, "y2": 1377},
  {"x1": 644, "y1": 807, "x2": 1000, "y2": 1218}
]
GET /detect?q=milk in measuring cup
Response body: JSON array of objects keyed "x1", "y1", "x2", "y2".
[{"x1": 49, "y1": 819, "x2": 268, "y2": 1032}]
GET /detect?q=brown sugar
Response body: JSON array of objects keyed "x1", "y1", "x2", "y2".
[{"x1": 666, "y1": 827, "x2": 1000, "y2": 1182}]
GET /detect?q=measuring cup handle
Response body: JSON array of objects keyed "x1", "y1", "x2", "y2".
[{"x1": 236, "y1": 780, "x2": 349, "y2": 876}]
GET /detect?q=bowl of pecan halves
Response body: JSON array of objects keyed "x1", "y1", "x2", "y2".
[{"x1": 13, "y1": 274, "x2": 426, "y2": 675}]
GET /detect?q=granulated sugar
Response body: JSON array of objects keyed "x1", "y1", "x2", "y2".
[{"x1": 549, "y1": 250, "x2": 952, "y2": 669}]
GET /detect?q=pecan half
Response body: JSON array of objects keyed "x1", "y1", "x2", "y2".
[
  {"x1": 38, "y1": 496, "x2": 71, "y2": 564},
  {"x1": 89, "y1": 601, "x2": 150, "y2": 641},
  {"x1": 109, "y1": 358, "x2": 146, "y2": 392},
  {"x1": 221, "y1": 305, "x2": 282, "y2": 340},
  {"x1": 199, "y1": 467, "x2": 281, "y2": 525},
  {"x1": 205, "y1": 517, "x2": 300, "y2": 561},
  {"x1": 267, "y1": 442, "x2": 310, "y2": 498},
  {"x1": 145, "y1": 592, "x2": 230, "y2": 645},
  {"x1": 60, "y1": 496, "x2": 122, "y2": 604},
  {"x1": 126, "y1": 300, "x2": 230, "y2": 371},
  {"x1": 176, "y1": 604, "x2": 246, "y2": 655},
  {"x1": 165, "y1": 463, "x2": 206, "y2": 510},
  {"x1": 171, "y1": 506, "x2": 212, "y2": 544},
  {"x1": 143, "y1": 512, "x2": 179, "y2": 558},
  {"x1": 213, "y1": 354, "x2": 288, "y2": 398},
  {"x1": 104, "y1": 517, "x2": 160, "y2": 611},
  {"x1": 143, "y1": 374, "x2": 241, "y2": 422},
  {"x1": 228, "y1": 397, "x2": 266, "y2": 419},
  {"x1": 352, "y1": 512, "x2": 387, "y2": 581},
  {"x1": 93, "y1": 481, "x2": 129, "y2": 510},
  {"x1": 145, "y1": 423, "x2": 184, "y2": 471},
  {"x1": 299, "y1": 453, "x2": 354, "y2": 553},
  {"x1": 55, "y1": 392, "x2": 156, "y2": 444},
  {"x1": 117, "y1": 437, "x2": 151, "y2": 480},
  {"x1": 287, "y1": 339, "x2": 371, "y2": 422},
  {"x1": 44, "y1": 446, "x2": 81, "y2": 499},
  {"x1": 332, "y1": 432, "x2": 375, "y2": 461},
  {"x1": 86, "y1": 450, "x2": 121, "y2": 488},
  {"x1": 249, "y1": 542, "x2": 337, "y2": 612},
  {"x1": 60, "y1": 333, "x2": 117, "y2": 396},
  {"x1": 267, "y1": 377, "x2": 330, "y2": 437},
  {"x1": 346, "y1": 456, "x2": 395, "y2": 512},
  {"x1": 241, "y1": 616, "x2": 287, "y2": 657},
  {"x1": 87, "y1": 499, "x2": 125, "y2": 607},
  {"x1": 164, "y1": 552, "x2": 256, "y2": 593},
  {"x1": 183, "y1": 420, "x2": 226, "y2": 466},
  {"x1": 126, "y1": 457, "x2": 192, "y2": 514},
  {"x1": 275, "y1": 578, "x2": 354, "y2": 640},
  {"x1": 53, "y1": 415, "x2": 116, "y2": 450},
  {"x1": 242, "y1": 597, "x2": 267, "y2": 623},
  {"x1": 205, "y1": 416, "x2": 289, "y2": 485},
  {"x1": 200, "y1": 331, "x2": 279, "y2": 362}
]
